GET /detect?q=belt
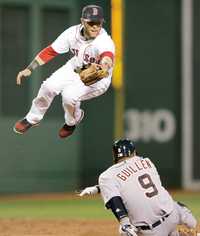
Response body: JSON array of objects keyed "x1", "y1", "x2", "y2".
[{"x1": 136, "y1": 214, "x2": 170, "y2": 231}]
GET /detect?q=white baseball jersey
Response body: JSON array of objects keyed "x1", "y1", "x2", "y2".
[
  {"x1": 99, "y1": 156, "x2": 174, "y2": 226},
  {"x1": 51, "y1": 24, "x2": 115, "y2": 74},
  {"x1": 26, "y1": 24, "x2": 115, "y2": 126}
]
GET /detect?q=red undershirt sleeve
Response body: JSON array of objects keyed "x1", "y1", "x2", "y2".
[
  {"x1": 99, "y1": 51, "x2": 114, "y2": 62},
  {"x1": 37, "y1": 45, "x2": 59, "y2": 63}
]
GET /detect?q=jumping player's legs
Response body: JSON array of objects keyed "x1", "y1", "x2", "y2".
[
  {"x1": 61, "y1": 82, "x2": 84, "y2": 126},
  {"x1": 18, "y1": 60, "x2": 111, "y2": 137},
  {"x1": 61, "y1": 74, "x2": 111, "y2": 126},
  {"x1": 26, "y1": 81, "x2": 58, "y2": 124},
  {"x1": 25, "y1": 63, "x2": 75, "y2": 124}
]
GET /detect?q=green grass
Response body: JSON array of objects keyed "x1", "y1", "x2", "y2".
[
  {"x1": 0, "y1": 197, "x2": 113, "y2": 219},
  {"x1": 172, "y1": 192, "x2": 200, "y2": 219},
  {"x1": 0, "y1": 192, "x2": 199, "y2": 220}
]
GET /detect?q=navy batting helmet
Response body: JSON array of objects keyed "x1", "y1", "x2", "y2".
[
  {"x1": 81, "y1": 5, "x2": 104, "y2": 22},
  {"x1": 112, "y1": 139, "x2": 136, "y2": 163}
]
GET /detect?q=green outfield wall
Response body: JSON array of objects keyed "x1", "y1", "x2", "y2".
[
  {"x1": 193, "y1": 0, "x2": 200, "y2": 181},
  {"x1": 0, "y1": 0, "x2": 187, "y2": 193},
  {"x1": 123, "y1": 0, "x2": 181, "y2": 187},
  {"x1": 0, "y1": 0, "x2": 81, "y2": 193},
  {"x1": 80, "y1": 0, "x2": 182, "y2": 188}
]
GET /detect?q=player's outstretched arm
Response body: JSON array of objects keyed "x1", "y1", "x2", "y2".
[
  {"x1": 78, "y1": 185, "x2": 100, "y2": 196},
  {"x1": 16, "y1": 45, "x2": 58, "y2": 85},
  {"x1": 16, "y1": 56, "x2": 45, "y2": 85}
]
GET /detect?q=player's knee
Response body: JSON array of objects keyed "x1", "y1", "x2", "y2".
[
  {"x1": 34, "y1": 97, "x2": 49, "y2": 108},
  {"x1": 176, "y1": 202, "x2": 197, "y2": 228},
  {"x1": 40, "y1": 82, "x2": 57, "y2": 99},
  {"x1": 183, "y1": 215, "x2": 197, "y2": 228},
  {"x1": 62, "y1": 93, "x2": 78, "y2": 107},
  {"x1": 34, "y1": 82, "x2": 57, "y2": 108}
]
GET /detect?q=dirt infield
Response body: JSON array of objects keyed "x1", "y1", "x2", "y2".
[
  {"x1": 0, "y1": 193, "x2": 119, "y2": 236},
  {"x1": 1, "y1": 219, "x2": 199, "y2": 236},
  {"x1": 0, "y1": 219, "x2": 118, "y2": 236},
  {"x1": 0, "y1": 192, "x2": 199, "y2": 236}
]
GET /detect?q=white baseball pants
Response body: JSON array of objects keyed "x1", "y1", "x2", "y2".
[
  {"x1": 26, "y1": 62, "x2": 111, "y2": 126},
  {"x1": 139, "y1": 201, "x2": 196, "y2": 236},
  {"x1": 120, "y1": 201, "x2": 197, "y2": 236}
]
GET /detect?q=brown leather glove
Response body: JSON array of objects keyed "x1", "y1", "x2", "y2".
[
  {"x1": 79, "y1": 63, "x2": 109, "y2": 86},
  {"x1": 177, "y1": 224, "x2": 198, "y2": 236}
]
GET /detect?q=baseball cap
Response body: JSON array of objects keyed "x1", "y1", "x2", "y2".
[{"x1": 81, "y1": 5, "x2": 104, "y2": 22}]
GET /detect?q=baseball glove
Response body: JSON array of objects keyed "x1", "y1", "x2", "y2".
[
  {"x1": 177, "y1": 224, "x2": 197, "y2": 236},
  {"x1": 79, "y1": 63, "x2": 109, "y2": 86}
]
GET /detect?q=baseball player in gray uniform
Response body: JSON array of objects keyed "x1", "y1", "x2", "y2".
[
  {"x1": 79, "y1": 139, "x2": 199, "y2": 236},
  {"x1": 13, "y1": 5, "x2": 115, "y2": 138}
]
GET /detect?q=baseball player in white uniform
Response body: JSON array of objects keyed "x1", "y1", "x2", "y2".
[
  {"x1": 13, "y1": 5, "x2": 115, "y2": 138},
  {"x1": 79, "y1": 139, "x2": 199, "y2": 236}
]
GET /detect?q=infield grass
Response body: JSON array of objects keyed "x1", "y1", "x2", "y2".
[
  {"x1": 172, "y1": 191, "x2": 200, "y2": 219},
  {"x1": 0, "y1": 195, "x2": 112, "y2": 219},
  {"x1": 0, "y1": 192, "x2": 199, "y2": 220}
]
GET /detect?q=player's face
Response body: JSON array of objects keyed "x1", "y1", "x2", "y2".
[{"x1": 82, "y1": 20, "x2": 103, "y2": 39}]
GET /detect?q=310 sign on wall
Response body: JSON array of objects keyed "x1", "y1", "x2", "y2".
[{"x1": 125, "y1": 109, "x2": 176, "y2": 143}]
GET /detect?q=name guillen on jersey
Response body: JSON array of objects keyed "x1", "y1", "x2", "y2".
[{"x1": 116, "y1": 157, "x2": 152, "y2": 181}]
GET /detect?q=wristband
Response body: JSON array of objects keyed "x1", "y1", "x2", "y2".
[
  {"x1": 27, "y1": 59, "x2": 40, "y2": 72},
  {"x1": 105, "y1": 196, "x2": 128, "y2": 221}
]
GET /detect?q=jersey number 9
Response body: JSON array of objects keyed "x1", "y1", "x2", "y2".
[{"x1": 138, "y1": 173, "x2": 158, "y2": 198}]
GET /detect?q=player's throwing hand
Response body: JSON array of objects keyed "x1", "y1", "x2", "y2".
[
  {"x1": 79, "y1": 185, "x2": 100, "y2": 196},
  {"x1": 16, "y1": 68, "x2": 32, "y2": 85}
]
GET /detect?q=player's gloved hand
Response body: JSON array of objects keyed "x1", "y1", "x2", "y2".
[
  {"x1": 79, "y1": 185, "x2": 99, "y2": 196},
  {"x1": 16, "y1": 68, "x2": 32, "y2": 85},
  {"x1": 120, "y1": 217, "x2": 138, "y2": 236},
  {"x1": 120, "y1": 224, "x2": 137, "y2": 236}
]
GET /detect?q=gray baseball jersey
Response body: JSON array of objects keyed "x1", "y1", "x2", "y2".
[{"x1": 99, "y1": 156, "x2": 174, "y2": 225}]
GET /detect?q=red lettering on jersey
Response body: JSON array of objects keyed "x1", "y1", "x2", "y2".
[
  {"x1": 141, "y1": 159, "x2": 148, "y2": 169},
  {"x1": 128, "y1": 165, "x2": 137, "y2": 173},
  {"x1": 83, "y1": 53, "x2": 97, "y2": 64},
  {"x1": 83, "y1": 54, "x2": 90, "y2": 62},
  {"x1": 135, "y1": 162, "x2": 143, "y2": 171},
  {"x1": 89, "y1": 57, "x2": 96, "y2": 63},
  {"x1": 126, "y1": 167, "x2": 134, "y2": 174},
  {"x1": 117, "y1": 173, "x2": 126, "y2": 181},
  {"x1": 145, "y1": 159, "x2": 152, "y2": 168},
  {"x1": 71, "y1": 48, "x2": 79, "y2": 56},
  {"x1": 121, "y1": 169, "x2": 131, "y2": 177},
  {"x1": 116, "y1": 159, "x2": 152, "y2": 182}
]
